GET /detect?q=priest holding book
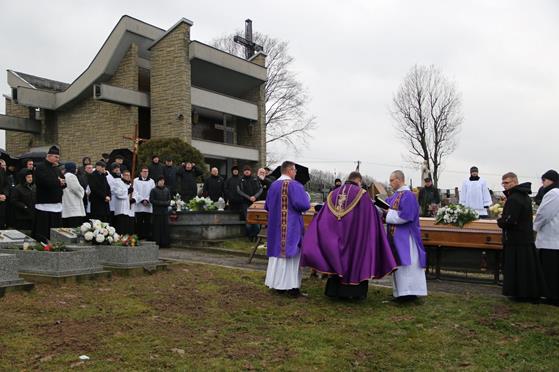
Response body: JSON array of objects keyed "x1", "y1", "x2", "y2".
[{"x1": 301, "y1": 171, "x2": 397, "y2": 299}]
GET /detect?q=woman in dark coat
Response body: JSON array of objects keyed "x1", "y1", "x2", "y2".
[
  {"x1": 10, "y1": 170, "x2": 36, "y2": 231},
  {"x1": 149, "y1": 176, "x2": 171, "y2": 248},
  {"x1": 497, "y1": 172, "x2": 546, "y2": 301}
]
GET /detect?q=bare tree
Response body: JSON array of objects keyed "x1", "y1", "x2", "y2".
[
  {"x1": 391, "y1": 65, "x2": 462, "y2": 188},
  {"x1": 212, "y1": 33, "x2": 316, "y2": 149}
]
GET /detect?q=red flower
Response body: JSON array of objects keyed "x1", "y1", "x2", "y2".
[{"x1": 43, "y1": 245, "x2": 52, "y2": 251}]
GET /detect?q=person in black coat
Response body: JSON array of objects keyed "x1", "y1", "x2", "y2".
[
  {"x1": 78, "y1": 163, "x2": 93, "y2": 215},
  {"x1": 237, "y1": 165, "x2": 263, "y2": 240},
  {"x1": 88, "y1": 161, "x2": 111, "y2": 222},
  {"x1": 256, "y1": 168, "x2": 273, "y2": 201},
  {"x1": 32, "y1": 146, "x2": 65, "y2": 242},
  {"x1": 162, "y1": 158, "x2": 178, "y2": 195},
  {"x1": 16, "y1": 159, "x2": 34, "y2": 185},
  {"x1": 148, "y1": 155, "x2": 164, "y2": 182},
  {"x1": 224, "y1": 166, "x2": 243, "y2": 211},
  {"x1": 150, "y1": 176, "x2": 171, "y2": 248},
  {"x1": 177, "y1": 162, "x2": 202, "y2": 202},
  {"x1": 203, "y1": 167, "x2": 225, "y2": 202},
  {"x1": 418, "y1": 177, "x2": 441, "y2": 217},
  {"x1": 10, "y1": 170, "x2": 35, "y2": 231},
  {"x1": 497, "y1": 172, "x2": 546, "y2": 301}
]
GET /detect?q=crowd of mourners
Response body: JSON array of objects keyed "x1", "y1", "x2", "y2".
[{"x1": 0, "y1": 147, "x2": 275, "y2": 248}]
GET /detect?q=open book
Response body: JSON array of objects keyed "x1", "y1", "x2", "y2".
[{"x1": 374, "y1": 195, "x2": 391, "y2": 210}]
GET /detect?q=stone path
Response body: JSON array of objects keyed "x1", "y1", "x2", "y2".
[{"x1": 159, "y1": 248, "x2": 503, "y2": 297}]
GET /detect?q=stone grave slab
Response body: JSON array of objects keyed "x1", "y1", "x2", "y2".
[
  {"x1": 50, "y1": 228, "x2": 80, "y2": 245},
  {"x1": 0, "y1": 253, "x2": 34, "y2": 297},
  {"x1": 0, "y1": 230, "x2": 34, "y2": 248}
]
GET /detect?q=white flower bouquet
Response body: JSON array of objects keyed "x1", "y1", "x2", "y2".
[
  {"x1": 435, "y1": 204, "x2": 479, "y2": 228},
  {"x1": 187, "y1": 196, "x2": 217, "y2": 211},
  {"x1": 170, "y1": 193, "x2": 187, "y2": 212},
  {"x1": 488, "y1": 202, "x2": 504, "y2": 218},
  {"x1": 79, "y1": 220, "x2": 120, "y2": 245}
]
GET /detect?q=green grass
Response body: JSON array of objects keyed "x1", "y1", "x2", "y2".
[{"x1": 1, "y1": 263, "x2": 558, "y2": 370}]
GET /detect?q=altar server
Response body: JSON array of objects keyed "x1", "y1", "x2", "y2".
[
  {"x1": 113, "y1": 169, "x2": 135, "y2": 235},
  {"x1": 459, "y1": 166, "x2": 492, "y2": 218},
  {"x1": 133, "y1": 166, "x2": 155, "y2": 240}
]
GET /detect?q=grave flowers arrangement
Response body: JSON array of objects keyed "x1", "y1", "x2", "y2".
[
  {"x1": 79, "y1": 220, "x2": 120, "y2": 245},
  {"x1": 187, "y1": 196, "x2": 217, "y2": 212},
  {"x1": 170, "y1": 193, "x2": 187, "y2": 212},
  {"x1": 488, "y1": 202, "x2": 504, "y2": 218},
  {"x1": 114, "y1": 234, "x2": 140, "y2": 247},
  {"x1": 21, "y1": 241, "x2": 67, "y2": 252},
  {"x1": 435, "y1": 204, "x2": 479, "y2": 228}
]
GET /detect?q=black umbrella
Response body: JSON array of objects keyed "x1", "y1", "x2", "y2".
[
  {"x1": 0, "y1": 148, "x2": 16, "y2": 165},
  {"x1": 270, "y1": 163, "x2": 310, "y2": 185},
  {"x1": 16, "y1": 151, "x2": 47, "y2": 165}
]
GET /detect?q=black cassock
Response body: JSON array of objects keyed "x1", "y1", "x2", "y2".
[
  {"x1": 498, "y1": 182, "x2": 547, "y2": 300},
  {"x1": 33, "y1": 161, "x2": 64, "y2": 242},
  {"x1": 149, "y1": 185, "x2": 171, "y2": 248}
]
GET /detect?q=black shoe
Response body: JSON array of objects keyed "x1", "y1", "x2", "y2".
[
  {"x1": 274, "y1": 289, "x2": 286, "y2": 295},
  {"x1": 392, "y1": 295, "x2": 418, "y2": 303},
  {"x1": 287, "y1": 288, "x2": 308, "y2": 298}
]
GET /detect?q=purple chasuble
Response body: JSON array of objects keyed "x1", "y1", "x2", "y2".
[
  {"x1": 265, "y1": 178, "x2": 311, "y2": 258},
  {"x1": 385, "y1": 190, "x2": 427, "y2": 268},
  {"x1": 300, "y1": 183, "x2": 397, "y2": 284}
]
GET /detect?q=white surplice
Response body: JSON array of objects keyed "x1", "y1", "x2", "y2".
[
  {"x1": 459, "y1": 178, "x2": 492, "y2": 216},
  {"x1": 386, "y1": 204, "x2": 428, "y2": 297}
]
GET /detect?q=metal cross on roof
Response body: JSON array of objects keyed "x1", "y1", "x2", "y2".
[{"x1": 234, "y1": 19, "x2": 263, "y2": 60}]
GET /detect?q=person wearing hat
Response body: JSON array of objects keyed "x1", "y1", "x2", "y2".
[
  {"x1": 224, "y1": 165, "x2": 243, "y2": 212},
  {"x1": 459, "y1": 166, "x2": 492, "y2": 218},
  {"x1": 133, "y1": 165, "x2": 155, "y2": 239},
  {"x1": 61, "y1": 162, "x2": 85, "y2": 227},
  {"x1": 113, "y1": 155, "x2": 128, "y2": 173},
  {"x1": 237, "y1": 165, "x2": 263, "y2": 241},
  {"x1": 87, "y1": 161, "x2": 111, "y2": 222},
  {"x1": 148, "y1": 155, "x2": 164, "y2": 183},
  {"x1": 534, "y1": 169, "x2": 559, "y2": 303},
  {"x1": 149, "y1": 175, "x2": 171, "y2": 248},
  {"x1": 330, "y1": 178, "x2": 342, "y2": 192},
  {"x1": 33, "y1": 146, "x2": 65, "y2": 242},
  {"x1": 10, "y1": 169, "x2": 36, "y2": 231},
  {"x1": 418, "y1": 177, "x2": 441, "y2": 217},
  {"x1": 163, "y1": 157, "x2": 178, "y2": 195},
  {"x1": 16, "y1": 158, "x2": 34, "y2": 185}
]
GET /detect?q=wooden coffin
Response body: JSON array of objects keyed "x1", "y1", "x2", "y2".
[
  {"x1": 246, "y1": 201, "x2": 316, "y2": 229},
  {"x1": 247, "y1": 202, "x2": 502, "y2": 250},
  {"x1": 419, "y1": 218, "x2": 502, "y2": 250}
]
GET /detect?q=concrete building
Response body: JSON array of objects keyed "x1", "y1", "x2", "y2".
[{"x1": 1, "y1": 15, "x2": 267, "y2": 173}]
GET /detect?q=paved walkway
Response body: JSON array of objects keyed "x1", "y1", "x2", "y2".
[{"x1": 159, "y1": 248, "x2": 503, "y2": 297}]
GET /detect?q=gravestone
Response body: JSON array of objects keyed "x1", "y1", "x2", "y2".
[
  {"x1": 50, "y1": 228, "x2": 80, "y2": 245},
  {"x1": 0, "y1": 230, "x2": 34, "y2": 248},
  {"x1": 0, "y1": 253, "x2": 24, "y2": 286}
]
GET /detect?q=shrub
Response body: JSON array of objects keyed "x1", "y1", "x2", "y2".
[{"x1": 137, "y1": 138, "x2": 208, "y2": 176}]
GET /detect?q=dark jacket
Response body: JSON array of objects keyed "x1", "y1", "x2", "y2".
[
  {"x1": 10, "y1": 183, "x2": 36, "y2": 221},
  {"x1": 203, "y1": 175, "x2": 225, "y2": 202},
  {"x1": 163, "y1": 165, "x2": 178, "y2": 194},
  {"x1": 78, "y1": 172, "x2": 90, "y2": 210},
  {"x1": 224, "y1": 175, "x2": 243, "y2": 204},
  {"x1": 34, "y1": 160, "x2": 64, "y2": 204},
  {"x1": 418, "y1": 185, "x2": 441, "y2": 216},
  {"x1": 88, "y1": 171, "x2": 111, "y2": 217},
  {"x1": 497, "y1": 182, "x2": 534, "y2": 246},
  {"x1": 238, "y1": 176, "x2": 263, "y2": 204},
  {"x1": 177, "y1": 166, "x2": 203, "y2": 202},
  {"x1": 257, "y1": 177, "x2": 273, "y2": 201},
  {"x1": 148, "y1": 162, "x2": 164, "y2": 182},
  {"x1": 149, "y1": 185, "x2": 171, "y2": 216}
]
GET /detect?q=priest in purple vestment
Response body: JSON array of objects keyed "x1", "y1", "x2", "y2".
[
  {"x1": 264, "y1": 161, "x2": 311, "y2": 297},
  {"x1": 301, "y1": 171, "x2": 397, "y2": 299},
  {"x1": 385, "y1": 170, "x2": 428, "y2": 301}
]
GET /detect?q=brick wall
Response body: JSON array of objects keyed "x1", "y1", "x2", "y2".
[
  {"x1": 150, "y1": 22, "x2": 191, "y2": 142},
  {"x1": 5, "y1": 98, "x2": 34, "y2": 155},
  {"x1": 56, "y1": 43, "x2": 139, "y2": 163}
]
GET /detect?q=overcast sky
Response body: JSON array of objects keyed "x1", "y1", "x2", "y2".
[{"x1": 1, "y1": 0, "x2": 558, "y2": 189}]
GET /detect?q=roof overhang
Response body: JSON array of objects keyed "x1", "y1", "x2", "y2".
[{"x1": 8, "y1": 15, "x2": 164, "y2": 111}]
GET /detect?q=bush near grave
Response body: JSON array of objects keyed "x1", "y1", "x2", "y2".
[{"x1": 137, "y1": 138, "x2": 207, "y2": 177}]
